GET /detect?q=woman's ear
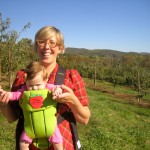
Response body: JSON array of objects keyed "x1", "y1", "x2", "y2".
[{"x1": 58, "y1": 46, "x2": 64, "y2": 54}]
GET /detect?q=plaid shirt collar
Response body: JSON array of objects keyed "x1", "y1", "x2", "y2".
[{"x1": 47, "y1": 63, "x2": 59, "y2": 84}]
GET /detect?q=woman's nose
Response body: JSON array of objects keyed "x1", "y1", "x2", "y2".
[{"x1": 45, "y1": 42, "x2": 50, "y2": 48}]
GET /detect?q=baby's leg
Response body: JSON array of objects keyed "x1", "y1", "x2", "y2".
[
  {"x1": 53, "y1": 142, "x2": 63, "y2": 150},
  {"x1": 20, "y1": 131, "x2": 32, "y2": 150},
  {"x1": 49, "y1": 125, "x2": 63, "y2": 150},
  {"x1": 20, "y1": 141, "x2": 30, "y2": 150}
]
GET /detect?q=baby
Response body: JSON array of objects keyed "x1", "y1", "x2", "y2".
[{"x1": 0, "y1": 61, "x2": 63, "y2": 150}]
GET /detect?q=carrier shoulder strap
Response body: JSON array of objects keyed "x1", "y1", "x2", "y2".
[
  {"x1": 54, "y1": 66, "x2": 66, "y2": 85},
  {"x1": 54, "y1": 66, "x2": 65, "y2": 111},
  {"x1": 55, "y1": 66, "x2": 81, "y2": 150}
]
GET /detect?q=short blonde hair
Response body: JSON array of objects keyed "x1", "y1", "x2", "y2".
[
  {"x1": 25, "y1": 61, "x2": 48, "y2": 81},
  {"x1": 34, "y1": 26, "x2": 65, "y2": 53}
]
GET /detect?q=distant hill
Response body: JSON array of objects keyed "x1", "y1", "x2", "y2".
[{"x1": 65, "y1": 47, "x2": 150, "y2": 58}]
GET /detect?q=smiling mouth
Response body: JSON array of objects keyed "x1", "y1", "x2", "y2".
[{"x1": 42, "y1": 52, "x2": 52, "y2": 56}]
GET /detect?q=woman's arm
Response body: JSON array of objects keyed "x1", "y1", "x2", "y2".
[
  {"x1": 0, "y1": 104, "x2": 18, "y2": 123},
  {"x1": 0, "y1": 91, "x2": 18, "y2": 123},
  {"x1": 54, "y1": 84, "x2": 91, "y2": 125}
]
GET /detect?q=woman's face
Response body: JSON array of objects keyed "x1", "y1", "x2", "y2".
[{"x1": 36, "y1": 36, "x2": 61, "y2": 67}]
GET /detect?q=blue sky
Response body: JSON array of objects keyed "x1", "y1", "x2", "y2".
[{"x1": 1, "y1": 0, "x2": 150, "y2": 53}]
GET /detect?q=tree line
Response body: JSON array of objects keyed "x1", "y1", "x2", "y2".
[{"x1": 58, "y1": 53, "x2": 150, "y2": 100}]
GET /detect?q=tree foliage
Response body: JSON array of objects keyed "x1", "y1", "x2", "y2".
[
  {"x1": 58, "y1": 53, "x2": 150, "y2": 102},
  {"x1": 0, "y1": 13, "x2": 36, "y2": 89}
]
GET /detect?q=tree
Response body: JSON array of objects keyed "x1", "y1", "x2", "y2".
[
  {"x1": 131, "y1": 56, "x2": 149, "y2": 102},
  {"x1": 0, "y1": 13, "x2": 31, "y2": 89},
  {"x1": 0, "y1": 13, "x2": 11, "y2": 86},
  {"x1": 16, "y1": 38, "x2": 37, "y2": 69}
]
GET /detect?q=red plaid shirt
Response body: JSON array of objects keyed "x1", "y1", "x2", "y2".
[{"x1": 10, "y1": 64, "x2": 89, "y2": 150}]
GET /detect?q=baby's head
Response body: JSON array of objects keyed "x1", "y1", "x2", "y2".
[{"x1": 25, "y1": 61, "x2": 48, "y2": 90}]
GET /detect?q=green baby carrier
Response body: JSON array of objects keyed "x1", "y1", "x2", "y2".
[
  {"x1": 16, "y1": 66, "x2": 81, "y2": 150},
  {"x1": 19, "y1": 89, "x2": 57, "y2": 149}
]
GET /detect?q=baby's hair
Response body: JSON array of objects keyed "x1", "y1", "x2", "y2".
[{"x1": 25, "y1": 61, "x2": 48, "y2": 81}]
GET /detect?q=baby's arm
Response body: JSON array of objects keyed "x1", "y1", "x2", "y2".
[
  {"x1": 53, "y1": 86, "x2": 62, "y2": 96},
  {"x1": 0, "y1": 86, "x2": 24, "y2": 101},
  {"x1": 9, "y1": 91, "x2": 22, "y2": 100},
  {"x1": 46, "y1": 84, "x2": 63, "y2": 99},
  {"x1": 52, "y1": 86, "x2": 63, "y2": 99},
  {"x1": 0, "y1": 88, "x2": 11, "y2": 103},
  {"x1": 10, "y1": 85, "x2": 26, "y2": 100}
]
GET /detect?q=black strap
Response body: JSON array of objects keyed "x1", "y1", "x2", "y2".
[
  {"x1": 55, "y1": 66, "x2": 81, "y2": 150},
  {"x1": 54, "y1": 66, "x2": 66, "y2": 111},
  {"x1": 54, "y1": 66, "x2": 66, "y2": 85},
  {"x1": 69, "y1": 111, "x2": 81, "y2": 150}
]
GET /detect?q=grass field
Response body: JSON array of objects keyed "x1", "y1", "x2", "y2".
[
  {"x1": 0, "y1": 79, "x2": 150, "y2": 150},
  {"x1": 78, "y1": 87, "x2": 150, "y2": 150},
  {"x1": 0, "y1": 115, "x2": 16, "y2": 150}
]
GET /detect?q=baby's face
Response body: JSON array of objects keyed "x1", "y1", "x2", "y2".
[{"x1": 26, "y1": 72, "x2": 47, "y2": 90}]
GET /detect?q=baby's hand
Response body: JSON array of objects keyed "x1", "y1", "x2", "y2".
[
  {"x1": 0, "y1": 88, "x2": 11, "y2": 106},
  {"x1": 52, "y1": 86, "x2": 63, "y2": 99},
  {"x1": 0, "y1": 88, "x2": 5, "y2": 95}
]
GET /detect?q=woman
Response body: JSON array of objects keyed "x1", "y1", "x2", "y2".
[{"x1": 0, "y1": 26, "x2": 90, "y2": 150}]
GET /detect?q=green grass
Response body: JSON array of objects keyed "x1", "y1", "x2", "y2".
[
  {"x1": 0, "y1": 115, "x2": 17, "y2": 150},
  {"x1": 0, "y1": 79, "x2": 150, "y2": 150},
  {"x1": 78, "y1": 88, "x2": 150, "y2": 150}
]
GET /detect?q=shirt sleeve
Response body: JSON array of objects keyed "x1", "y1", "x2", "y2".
[
  {"x1": 10, "y1": 85, "x2": 26, "y2": 100},
  {"x1": 46, "y1": 83, "x2": 56, "y2": 91},
  {"x1": 64, "y1": 69, "x2": 89, "y2": 106},
  {"x1": 9, "y1": 70, "x2": 26, "y2": 113},
  {"x1": 11, "y1": 70, "x2": 26, "y2": 92}
]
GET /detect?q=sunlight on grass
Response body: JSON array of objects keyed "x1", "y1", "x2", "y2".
[
  {"x1": 0, "y1": 115, "x2": 17, "y2": 150},
  {"x1": 78, "y1": 87, "x2": 150, "y2": 150}
]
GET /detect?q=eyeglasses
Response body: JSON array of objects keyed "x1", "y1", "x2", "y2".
[{"x1": 36, "y1": 40, "x2": 57, "y2": 48}]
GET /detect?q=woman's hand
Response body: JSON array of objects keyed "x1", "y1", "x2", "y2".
[
  {"x1": 53, "y1": 84, "x2": 91, "y2": 125},
  {"x1": 53, "y1": 84, "x2": 77, "y2": 105},
  {"x1": 0, "y1": 86, "x2": 17, "y2": 122},
  {"x1": 0, "y1": 87, "x2": 10, "y2": 107}
]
